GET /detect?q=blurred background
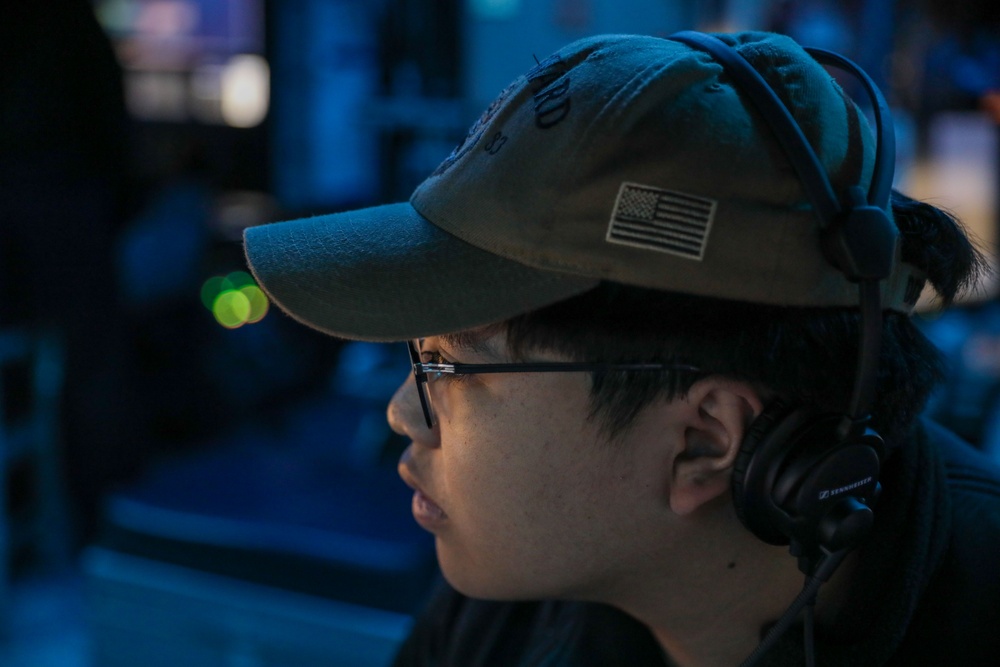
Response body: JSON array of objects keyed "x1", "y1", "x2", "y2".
[{"x1": 1, "y1": 0, "x2": 999, "y2": 665}]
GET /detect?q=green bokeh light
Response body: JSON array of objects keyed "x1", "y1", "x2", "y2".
[
  {"x1": 226, "y1": 271, "x2": 256, "y2": 289},
  {"x1": 201, "y1": 272, "x2": 269, "y2": 328},
  {"x1": 200, "y1": 276, "x2": 227, "y2": 310}
]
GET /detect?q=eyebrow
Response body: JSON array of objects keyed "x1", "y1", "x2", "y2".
[{"x1": 439, "y1": 327, "x2": 504, "y2": 360}]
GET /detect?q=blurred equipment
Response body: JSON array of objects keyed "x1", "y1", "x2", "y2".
[
  {"x1": 270, "y1": 0, "x2": 383, "y2": 210},
  {"x1": 919, "y1": 303, "x2": 1000, "y2": 454},
  {"x1": 84, "y1": 343, "x2": 436, "y2": 667},
  {"x1": 94, "y1": 0, "x2": 267, "y2": 127},
  {"x1": 463, "y1": 0, "x2": 690, "y2": 109},
  {"x1": 0, "y1": 329, "x2": 70, "y2": 631}
]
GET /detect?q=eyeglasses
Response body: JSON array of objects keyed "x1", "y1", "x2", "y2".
[{"x1": 406, "y1": 339, "x2": 701, "y2": 429}]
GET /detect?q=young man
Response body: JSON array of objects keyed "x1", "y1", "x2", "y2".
[{"x1": 245, "y1": 31, "x2": 1000, "y2": 666}]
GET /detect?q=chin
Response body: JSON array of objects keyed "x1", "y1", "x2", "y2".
[
  {"x1": 437, "y1": 546, "x2": 581, "y2": 602},
  {"x1": 440, "y1": 562, "x2": 525, "y2": 600}
]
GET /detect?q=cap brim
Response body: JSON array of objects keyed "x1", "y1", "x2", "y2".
[{"x1": 244, "y1": 202, "x2": 599, "y2": 342}]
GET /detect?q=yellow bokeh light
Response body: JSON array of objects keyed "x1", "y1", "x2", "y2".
[
  {"x1": 213, "y1": 289, "x2": 252, "y2": 329},
  {"x1": 240, "y1": 285, "x2": 269, "y2": 323}
]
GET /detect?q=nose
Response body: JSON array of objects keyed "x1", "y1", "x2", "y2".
[{"x1": 387, "y1": 374, "x2": 436, "y2": 443}]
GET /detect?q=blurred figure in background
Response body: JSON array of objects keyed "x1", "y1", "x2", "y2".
[{"x1": 1, "y1": 0, "x2": 139, "y2": 544}]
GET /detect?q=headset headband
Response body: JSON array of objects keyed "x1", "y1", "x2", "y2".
[{"x1": 669, "y1": 31, "x2": 898, "y2": 436}]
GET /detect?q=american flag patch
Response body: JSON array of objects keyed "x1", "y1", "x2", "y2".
[{"x1": 606, "y1": 183, "x2": 716, "y2": 260}]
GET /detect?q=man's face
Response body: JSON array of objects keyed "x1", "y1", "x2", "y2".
[{"x1": 389, "y1": 331, "x2": 684, "y2": 602}]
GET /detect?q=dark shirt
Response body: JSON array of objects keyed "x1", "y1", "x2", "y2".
[{"x1": 393, "y1": 420, "x2": 1000, "y2": 666}]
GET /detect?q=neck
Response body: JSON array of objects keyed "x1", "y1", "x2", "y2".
[{"x1": 604, "y1": 524, "x2": 858, "y2": 667}]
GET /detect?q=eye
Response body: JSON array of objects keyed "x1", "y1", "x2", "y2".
[
  {"x1": 419, "y1": 347, "x2": 472, "y2": 384},
  {"x1": 419, "y1": 348, "x2": 447, "y2": 365}
]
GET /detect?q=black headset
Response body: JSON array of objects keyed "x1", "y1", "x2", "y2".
[{"x1": 667, "y1": 31, "x2": 898, "y2": 577}]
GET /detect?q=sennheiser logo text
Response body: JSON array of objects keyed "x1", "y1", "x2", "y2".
[{"x1": 818, "y1": 476, "x2": 873, "y2": 500}]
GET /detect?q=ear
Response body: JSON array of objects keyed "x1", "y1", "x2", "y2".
[{"x1": 669, "y1": 379, "x2": 764, "y2": 516}]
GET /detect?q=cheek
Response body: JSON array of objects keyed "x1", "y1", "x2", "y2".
[
  {"x1": 443, "y1": 410, "x2": 561, "y2": 525},
  {"x1": 434, "y1": 387, "x2": 633, "y2": 597}
]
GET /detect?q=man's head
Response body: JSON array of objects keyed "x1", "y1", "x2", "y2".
[{"x1": 243, "y1": 30, "x2": 983, "y2": 604}]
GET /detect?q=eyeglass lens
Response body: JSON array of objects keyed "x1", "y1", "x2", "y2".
[{"x1": 407, "y1": 340, "x2": 435, "y2": 428}]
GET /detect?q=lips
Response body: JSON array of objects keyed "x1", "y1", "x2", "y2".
[
  {"x1": 412, "y1": 489, "x2": 447, "y2": 527},
  {"x1": 399, "y1": 457, "x2": 448, "y2": 529}
]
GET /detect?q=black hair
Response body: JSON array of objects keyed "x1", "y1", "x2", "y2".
[{"x1": 500, "y1": 191, "x2": 989, "y2": 444}]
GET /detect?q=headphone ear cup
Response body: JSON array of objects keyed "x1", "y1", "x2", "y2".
[
  {"x1": 732, "y1": 402, "x2": 885, "y2": 551},
  {"x1": 731, "y1": 400, "x2": 799, "y2": 545}
]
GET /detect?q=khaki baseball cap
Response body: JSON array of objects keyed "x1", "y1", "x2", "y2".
[{"x1": 244, "y1": 31, "x2": 924, "y2": 342}]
